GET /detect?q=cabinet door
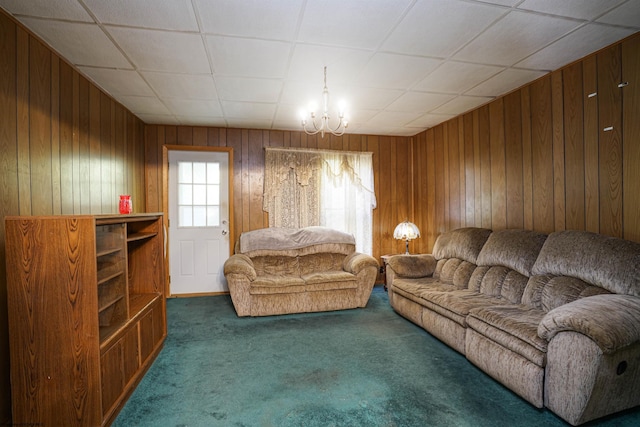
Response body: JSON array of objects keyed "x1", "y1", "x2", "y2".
[
  {"x1": 101, "y1": 326, "x2": 139, "y2": 418},
  {"x1": 139, "y1": 300, "x2": 164, "y2": 363}
]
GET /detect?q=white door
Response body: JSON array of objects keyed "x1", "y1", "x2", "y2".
[{"x1": 168, "y1": 150, "x2": 230, "y2": 295}]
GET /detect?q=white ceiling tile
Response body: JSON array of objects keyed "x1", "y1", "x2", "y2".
[
  {"x1": 516, "y1": 24, "x2": 635, "y2": 70},
  {"x1": 118, "y1": 95, "x2": 171, "y2": 115},
  {"x1": 382, "y1": 0, "x2": 507, "y2": 57},
  {"x1": 467, "y1": 68, "x2": 547, "y2": 97},
  {"x1": 407, "y1": 113, "x2": 458, "y2": 129},
  {"x1": 207, "y1": 36, "x2": 291, "y2": 78},
  {"x1": 298, "y1": 0, "x2": 412, "y2": 50},
  {"x1": 0, "y1": 0, "x2": 92, "y2": 21},
  {"x1": 474, "y1": 0, "x2": 520, "y2": 5},
  {"x1": 386, "y1": 92, "x2": 455, "y2": 113},
  {"x1": 78, "y1": 67, "x2": 154, "y2": 97},
  {"x1": 454, "y1": 10, "x2": 580, "y2": 66},
  {"x1": 517, "y1": 0, "x2": 626, "y2": 20},
  {"x1": 414, "y1": 61, "x2": 504, "y2": 94},
  {"x1": 357, "y1": 53, "x2": 442, "y2": 90},
  {"x1": 222, "y1": 101, "x2": 276, "y2": 120},
  {"x1": 177, "y1": 116, "x2": 227, "y2": 127},
  {"x1": 597, "y1": 0, "x2": 640, "y2": 28},
  {"x1": 164, "y1": 98, "x2": 223, "y2": 117},
  {"x1": 107, "y1": 27, "x2": 210, "y2": 73},
  {"x1": 136, "y1": 113, "x2": 178, "y2": 124},
  {"x1": 225, "y1": 118, "x2": 273, "y2": 129},
  {"x1": 142, "y1": 72, "x2": 217, "y2": 99},
  {"x1": 367, "y1": 111, "x2": 424, "y2": 127},
  {"x1": 17, "y1": 18, "x2": 131, "y2": 68},
  {"x1": 194, "y1": 0, "x2": 304, "y2": 40},
  {"x1": 432, "y1": 95, "x2": 494, "y2": 115},
  {"x1": 287, "y1": 44, "x2": 372, "y2": 85},
  {"x1": 215, "y1": 77, "x2": 283, "y2": 103},
  {"x1": 83, "y1": 0, "x2": 198, "y2": 31}
]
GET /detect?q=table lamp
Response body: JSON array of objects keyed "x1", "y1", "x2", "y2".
[{"x1": 393, "y1": 220, "x2": 420, "y2": 254}]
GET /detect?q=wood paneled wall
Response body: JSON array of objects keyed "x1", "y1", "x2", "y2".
[
  {"x1": 144, "y1": 127, "x2": 414, "y2": 260},
  {"x1": 410, "y1": 33, "x2": 640, "y2": 253},
  {"x1": 0, "y1": 12, "x2": 146, "y2": 423}
]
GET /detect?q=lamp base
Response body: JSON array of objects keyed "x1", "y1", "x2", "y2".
[{"x1": 405, "y1": 240, "x2": 410, "y2": 255}]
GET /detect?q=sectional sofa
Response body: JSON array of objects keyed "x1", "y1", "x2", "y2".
[{"x1": 385, "y1": 227, "x2": 640, "y2": 425}]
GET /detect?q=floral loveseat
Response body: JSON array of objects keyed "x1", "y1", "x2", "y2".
[
  {"x1": 386, "y1": 227, "x2": 640, "y2": 425},
  {"x1": 223, "y1": 227, "x2": 379, "y2": 317}
]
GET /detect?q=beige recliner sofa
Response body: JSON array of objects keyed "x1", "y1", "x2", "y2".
[
  {"x1": 224, "y1": 226, "x2": 379, "y2": 317},
  {"x1": 386, "y1": 227, "x2": 640, "y2": 425}
]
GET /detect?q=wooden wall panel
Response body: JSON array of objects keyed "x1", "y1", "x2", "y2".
[
  {"x1": 412, "y1": 32, "x2": 640, "y2": 252},
  {"x1": 0, "y1": 12, "x2": 146, "y2": 424},
  {"x1": 504, "y1": 91, "x2": 524, "y2": 229},
  {"x1": 563, "y1": 62, "x2": 586, "y2": 231},
  {"x1": 597, "y1": 45, "x2": 623, "y2": 238},
  {"x1": 623, "y1": 35, "x2": 640, "y2": 241}
]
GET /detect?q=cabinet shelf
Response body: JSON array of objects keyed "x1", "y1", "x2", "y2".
[
  {"x1": 97, "y1": 246, "x2": 122, "y2": 257},
  {"x1": 127, "y1": 231, "x2": 157, "y2": 243},
  {"x1": 98, "y1": 269, "x2": 124, "y2": 285},
  {"x1": 98, "y1": 294, "x2": 125, "y2": 314}
]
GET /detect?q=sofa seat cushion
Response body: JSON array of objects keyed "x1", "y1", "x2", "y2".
[
  {"x1": 392, "y1": 279, "x2": 457, "y2": 305},
  {"x1": 250, "y1": 275, "x2": 305, "y2": 294},
  {"x1": 302, "y1": 271, "x2": 357, "y2": 291},
  {"x1": 467, "y1": 305, "x2": 547, "y2": 366},
  {"x1": 420, "y1": 289, "x2": 507, "y2": 327}
]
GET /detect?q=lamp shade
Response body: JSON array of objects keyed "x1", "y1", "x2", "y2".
[{"x1": 393, "y1": 221, "x2": 420, "y2": 241}]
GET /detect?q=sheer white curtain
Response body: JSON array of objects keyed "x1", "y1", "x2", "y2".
[{"x1": 263, "y1": 147, "x2": 376, "y2": 255}]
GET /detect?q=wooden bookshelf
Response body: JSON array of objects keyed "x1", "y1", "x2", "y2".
[{"x1": 5, "y1": 213, "x2": 166, "y2": 426}]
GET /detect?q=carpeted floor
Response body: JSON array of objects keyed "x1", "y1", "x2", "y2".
[{"x1": 114, "y1": 287, "x2": 640, "y2": 426}]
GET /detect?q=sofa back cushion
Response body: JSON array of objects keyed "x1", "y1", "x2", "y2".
[
  {"x1": 531, "y1": 230, "x2": 640, "y2": 297},
  {"x1": 432, "y1": 227, "x2": 492, "y2": 264},
  {"x1": 252, "y1": 255, "x2": 299, "y2": 277},
  {"x1": 476, "y1": 229, "x2": 547, "y2": 277},
  {"x1": 298, "y1": 252, "x2": 346, "y2": 276},
  {"x1": 522, "y1": 274, "x2": 611, "y2": 312},
  {"x1": 468, "y1": 266, "x2": 530, "y2": 304},
  {"x1": 434, "y1": 258, "x2": 477, "y2": 288}
]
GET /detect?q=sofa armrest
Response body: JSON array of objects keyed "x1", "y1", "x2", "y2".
[
  {"x1": 539, "y1": 294, "x2": 640, "y2": 353},
  {"x1": 343, "y1": 252, "x2": 379, "y2": 275},
  {"x1": 386, "y1": 254, "x2": 436, "y2": 278},
  {"x1": 223, "y1": 254, "x2": 257, "y2": 281}
]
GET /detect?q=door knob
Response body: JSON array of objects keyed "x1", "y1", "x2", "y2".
[{"x1": 222, "y1": 229, "x2": 228, "y2": 235}]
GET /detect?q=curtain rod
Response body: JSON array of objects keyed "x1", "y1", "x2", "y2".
[{"x1": 264, "y1": 146, "x2": 373, "y2": 156}]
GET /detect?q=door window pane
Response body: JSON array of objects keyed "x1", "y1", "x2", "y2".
[{"x1": 177, "y1": 161, "x2": 222, "y2": 228}]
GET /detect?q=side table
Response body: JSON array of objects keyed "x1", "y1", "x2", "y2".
[{"x1": 380, "y1": 254, "x2": 399, "y2": 291}]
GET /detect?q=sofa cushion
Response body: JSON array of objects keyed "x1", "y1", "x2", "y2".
[
  {"x1": 252, "y1": 255, "x2": 299, "y2": 277},
  {"x1": 250, "y1": 275, "x2": 305, "y2": 294},
  {"x1": 476, "y1": 229, "x2": 547, "y2": 277},
  {"x1": 468, "y1": 266, "x2": 530, "y2": 304},
  {"x1": 298, "y1": 252, "x2": 346, "y2": 275},
  {"x1": 531, "y1": 230, "x2": 640, "y2": 297},
  {"x1": 387, "y1": 254, "x2": 436, "y2": 278},
  {"x1": 434, "y1": 259, "x2": 477, "y2": 288},
  {"x1": 467, "y1": 305, "x2": 547, "y2": 366},
  {"x1": 302, "y1": 271, "x2": 357, "y2": 291},
  {"x1": 432, "y1": 227, "x2": 492, "y2": 264},
  {"x1": 419, "y1": 289, "x2": 506, "y2": 327},
  {"x1": 522, "y1": 274, "x2": 611, "y2": 312}
]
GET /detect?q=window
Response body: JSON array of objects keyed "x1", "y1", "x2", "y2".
[
  {"x1": 177, "y1": 161, "x2": 221, "y2": 227},
  {"x1": 264, "y1": 148, "x2": 376, "y2": 254}
]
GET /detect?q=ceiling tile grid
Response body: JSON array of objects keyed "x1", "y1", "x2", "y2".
[{"x1": 0, "y1": 0, "x2": 638, "y2": 136}]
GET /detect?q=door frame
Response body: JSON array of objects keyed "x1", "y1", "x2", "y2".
[{"x1": 162, "y1": 145, "x2": 234, "y2": 297}]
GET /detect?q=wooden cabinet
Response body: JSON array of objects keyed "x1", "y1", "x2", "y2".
[{"x1": 5, "y1": 213, "x2": 166, "y2": 427}]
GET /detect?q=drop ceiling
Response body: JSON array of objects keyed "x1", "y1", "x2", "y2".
[{"x1": 1, "y1": 0, "x2": 639, "y2": 136}]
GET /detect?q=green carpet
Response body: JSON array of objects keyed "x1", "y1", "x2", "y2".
[{"x1": 114, "y1": 287, "x2": 640, "y2": 426}]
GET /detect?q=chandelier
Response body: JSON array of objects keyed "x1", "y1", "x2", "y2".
[{"x1": 300, "y1": 66, "x2": 348, "y2": 138}]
